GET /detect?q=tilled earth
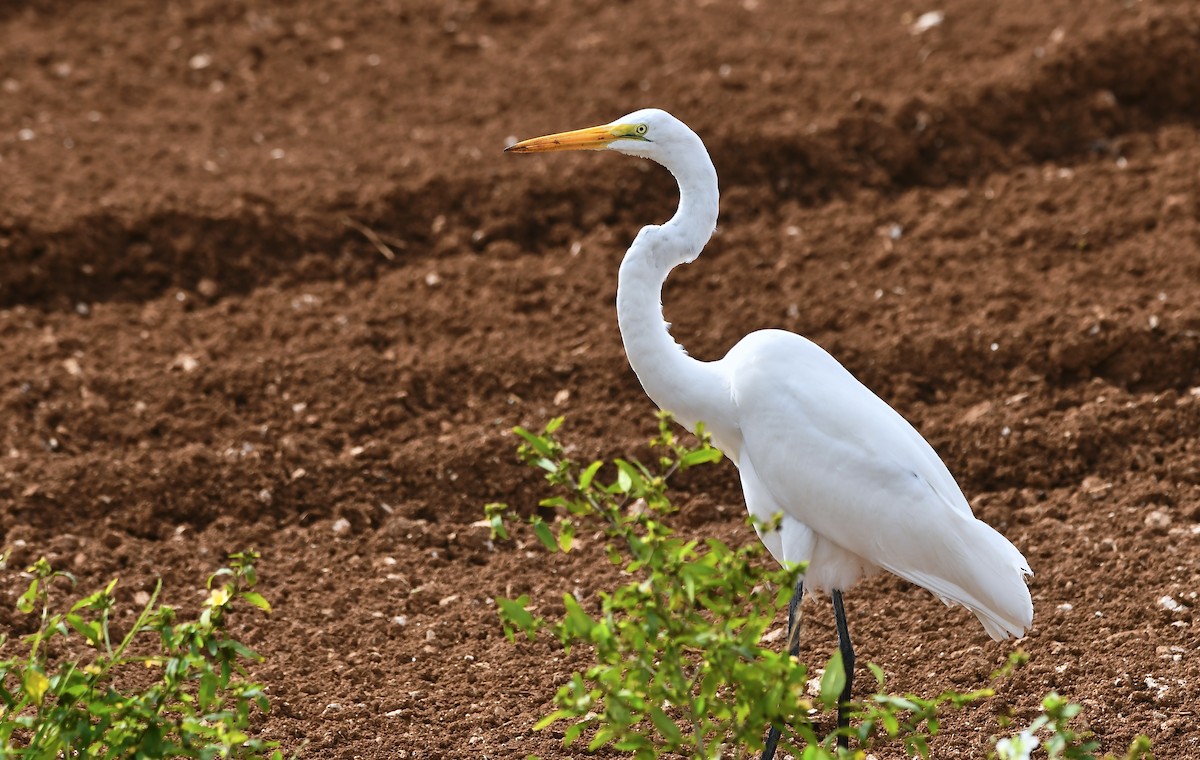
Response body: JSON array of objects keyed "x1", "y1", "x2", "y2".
[{"x1": 2, "y1": 0, "x2": 1199, "y2": 757}]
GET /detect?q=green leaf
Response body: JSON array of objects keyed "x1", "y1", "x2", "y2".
[
  {"x1": 906, "y1": 733, "x2": 930, "y2": 758},
  {"x1": 489, "y1": 514, "x2": 509, "y2": 540},
  {"x1": 239, "y1": 592, "x2": 272, "y2": 613},
  {"x1": 65, "y1": 613, "x2": 103, "y2": 646},
  {"x1": 589, "y1": 724, "x2": 618, "y2": 751},
  {"x1": 868, "y1": 662, "x2": 886, "y2": 687},
  {"x1": 514, "y1": 426, "x2": 553, "y2": 457},
  {"x1": 875, "y1": 694, "x2": 920, "y2": 712},
  {"x1": 818, "y1": 650, "x2": 846, "y2": 710},
  {"x1": 615, "y1": 464, "x2": 633, "y2": 494},
  {"x1": 557, "y1": 520, "x2": 576, "y2": 553},
  {"x1": 881, "y1": 710, "x2": 899, "y2": 735},
  {"x1": 679, "y1": 447, "x2": 723, "y2": 468},
  {"x1": 578, "y1": 460, "x2": 603, "y2": 490},
  {"x1": 650, "y1": 707, "x2": 683, "y2": 745},
  {"x1": 497, "y1": 596, "x2": 537, "y2": 641},
  {"x1": 530, "y1": 517, "x2": 559, "y2": 552},
  {"x1": 16, "y1": 579, "x2": 38, "y2": 614},
  {"x1": 484, "y1": 502, "x2": 510, "y2": 541},
  {"x1": 562, "y1": 594, "x2": 594, "y2": 638},
  {"x1": 228, "y1": 639, "x2": 264, "y2": 662},
  {"x1": 532, "y1": 710, "x2": 573, "y2": 731},
  {"x1": 199, "y1": 671, "x2": 217, "y2": 711},
  {"x1": 562, "y1": 722, "x2": 585, "y2": 746}
]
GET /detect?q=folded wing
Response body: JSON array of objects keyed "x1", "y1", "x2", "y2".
[{"x1": 724, "y1": 329, "x2": 1033, "y2": 640}]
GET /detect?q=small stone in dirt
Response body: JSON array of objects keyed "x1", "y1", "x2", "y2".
[
  {"x1": 1082, "y1": 476, "x2": 1112, "y2": 499},
  {"x1": 805, "y1": 672, "x2": 823, "y2": 697},
  {"x1": 910, "y1": 11, "x2": 944, "y2": 34},
  {"x1": 1145, "y1": 510, "x2": 1171, "y2": 530},
  {"x1": 1156, "y1": 646, "x2": 1184, "y2": 662},
  {"x1": 1144, "y1": 675, "x2": 1169, "y2": 699},
  {"x1": 196, "y1": 278, "x2": 219, "y2": 298},
  {"x1": 331, "y1": 517, "x2": 352, "y2": 535},
  {"x1": 1158, "y1": 596, "x2": 1184, "y2": 613},
  {"x1": 169, "y1": 353, "x2": 200, "y2": 372},
  {"x1": 392, "y1": 615, "x2": 408, "y2": 626}
]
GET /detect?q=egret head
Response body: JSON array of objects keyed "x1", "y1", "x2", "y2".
[
  {"x1": 505, "y1": 108, "x2": 699, "y2": 165},
  {"x1": 507, "y1": 108, "x2": 718, "y2": 262}
]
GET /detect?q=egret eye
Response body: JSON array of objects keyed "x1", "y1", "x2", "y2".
[{"x1": 635, "y1": 124, "x2": 648, "y2": 136}]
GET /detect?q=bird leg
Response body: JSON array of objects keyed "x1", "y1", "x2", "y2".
[
  {"x1": 831, "y1": 590, "x2": 855, "y2": 749},
  {"x1": 761, "y1": 575, "x2": 804, "y2": 760}
]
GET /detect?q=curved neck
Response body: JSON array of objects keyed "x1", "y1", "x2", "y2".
[{"x1": 615, "y1": 138, "x2": 721, "y2": 434}]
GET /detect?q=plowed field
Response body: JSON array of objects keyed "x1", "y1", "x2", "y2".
[{"x1": 2, "y1": 1, "x2": 1199, "y2": 757}]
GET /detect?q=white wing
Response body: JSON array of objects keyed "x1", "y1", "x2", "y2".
[{"x1": 721, "y1": 329, "x2": 1033, "y2": 640}]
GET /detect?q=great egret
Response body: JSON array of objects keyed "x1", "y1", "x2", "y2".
[{"x1": 506, "y1": 108, "x2": 1033, "y2": 755}]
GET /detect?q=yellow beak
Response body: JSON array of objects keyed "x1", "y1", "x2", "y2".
[{"x1": 505, "y1": 124, "x2": 623, "y2": 153}]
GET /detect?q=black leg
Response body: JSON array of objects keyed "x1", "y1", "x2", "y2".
[
  {"x1": 831, "y1": 590, "x2": 854, "y2": 749},
  {"x1": 762, "y1": 575, "x2": 804, "y2": 760}
]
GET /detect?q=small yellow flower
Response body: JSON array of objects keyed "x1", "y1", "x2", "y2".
[
  {"x1": 24, "y1": 668, "x2": 49, "y2": 705},
  {"x1": 83, "y1": 664, "x2": 102, "y2": 675},
  {"x1": 206, "y1": 587, "x2": 231, "y2": 607}
]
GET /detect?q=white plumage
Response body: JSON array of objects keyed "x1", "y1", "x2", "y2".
[
  {"x1": 507, "y1": 107, "x2": 1033, "y2": 750},
  {"x1": 725, "y1": 328, "x2": 1033, "y2": 639}
]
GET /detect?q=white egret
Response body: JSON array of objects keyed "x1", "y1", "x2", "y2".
[{"x1": 506, "y1": 108, "x2": 1033, "y2": 755}]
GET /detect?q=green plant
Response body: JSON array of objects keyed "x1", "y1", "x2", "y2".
[
  {"x1": 487, "y1": 414, "x2": 991, "y2": 759},
  {"x1": 993, "y1": 692, "x2": 1153, "y2": 760},
  {"x1": 0, "y1": 549, "x2": 281, "y2": 759}
]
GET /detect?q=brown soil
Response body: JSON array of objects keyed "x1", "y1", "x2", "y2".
[{"x1": 2, "y1": 0, "x2": 1200, "y2": 757}]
